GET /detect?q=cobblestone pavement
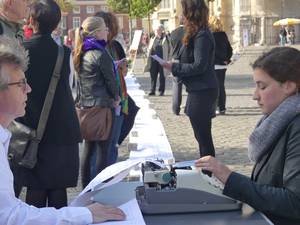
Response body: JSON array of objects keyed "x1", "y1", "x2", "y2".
[
  {"x1": 130, "y1": 55, "x2": 261, "y2": 177},
  {"x1": 66, "y1": 52, "x2": 263, "y2": 202},
  {"x1": 20, "y1": 47, "x2": 268, "y2": 203}
]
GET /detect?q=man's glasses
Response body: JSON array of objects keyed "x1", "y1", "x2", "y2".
[{"x1": 7, "y1": 78, "x2": 28, "y2": 92}]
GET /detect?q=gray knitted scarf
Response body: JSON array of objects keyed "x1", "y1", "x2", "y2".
[{"x1": 248, "y1": 94, "x2": 300, "y2": 162}]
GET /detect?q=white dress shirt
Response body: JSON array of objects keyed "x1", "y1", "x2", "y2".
[{"x1": 0, "y1": 125, "x2": 93, "y2": 225}]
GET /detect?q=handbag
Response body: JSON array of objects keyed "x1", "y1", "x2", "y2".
[
  {"x1": 7, "y1": 45, "x2": 64, "y2": 169},
  {"x1": 76, "y1": 106, "x2": 112, "y2": 141}
]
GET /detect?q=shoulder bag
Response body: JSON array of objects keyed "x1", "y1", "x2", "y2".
[{"x1": 7, "y1": 45, "x2": 64, "y2": 169}]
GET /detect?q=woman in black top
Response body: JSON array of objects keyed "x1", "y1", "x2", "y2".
[
  {"x1": 16, "y1": 0, "x2": 82, "y2": 208},
  {"x1": 162, "y1": 0, "x2": 218, "y2": 171},
  {"x1": 209, "y1": 16, "x2": 232, "y2": 115}
]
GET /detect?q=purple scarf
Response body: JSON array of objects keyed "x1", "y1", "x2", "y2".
[{"x1": 82, "y1": 37, "x2": 107, "y2": 52}]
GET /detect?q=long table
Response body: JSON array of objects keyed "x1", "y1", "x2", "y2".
[{"x1": 93, "y1": 181, "x2": 273, "y2": 225}]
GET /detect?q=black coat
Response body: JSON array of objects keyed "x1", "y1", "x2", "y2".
[
  {"x1": 78, "y1": 48, "x2": 117, "y2": 108},
  {"x1": 212, "y1": 31, "x2": 232, "y2": 65},
  {"x1": 19, "y1": 34, "x2": 81, "y2": 145},
  {"x1": 171, "y1": 28, "x2": 218, "y2": 93},
  {"x1": 223, "y1": 114, "x2": 300, "y2": 225},
  {"x1": 170, "y1": 26, "x2": 184, "y2": 59},
  {"x1": 15, "y1": 34, "x2": 81, "y2": 188}
]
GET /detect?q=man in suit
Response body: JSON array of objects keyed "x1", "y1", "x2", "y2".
[
  {"x1": 144, "y1": 24, "x2": 171, "y2": 96},
  {"x1": 170, "y1": 22, "x2": 185, "y2": 115}
]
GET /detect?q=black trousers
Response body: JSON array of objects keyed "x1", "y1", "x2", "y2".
[
  {"x1": 172, "y1": 77, "x2": 183, "y2": 115},
  {"x1": 185, "y1": 89, "x2": 218, "y2": 158},
  {"x1": 215, "y1": 69, "x2": 227, "y2": 111},
  {"x1": 150, "y1": 61, "x2": 165, "y2": 94}
]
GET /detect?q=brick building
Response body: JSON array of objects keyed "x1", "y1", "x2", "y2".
[{"x1": 61, "y1": 0, "x2": 143, "y2": 40}]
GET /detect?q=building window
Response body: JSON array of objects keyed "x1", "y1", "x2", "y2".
[
  {"x1": 160, "y1": 0, "x2": 170, "y2": 9},
  {"x1": 101, "y1": 6, "x2": 108, "y2": 12},
  {"x1": 117, "y1": 17, "x2": 123, "y2": 30},
  {"x1": 73, "y1": 17, "x2": 81, "y2": 28},
  {"x1": 61, "y1": 16, "x2": 67, "y2": 30},
  {"x1": 240, "y1": 0, "x2": 250, "y2": 12},
  {"x1": 73, "y1": 6, "x2": 80, "y2": 14},
  {"x1": 86, "y1": 6, "x2": 94, "y2": 14},
  {"x1": 132, "y1": 18, "x2": 137, "y2": 29}
]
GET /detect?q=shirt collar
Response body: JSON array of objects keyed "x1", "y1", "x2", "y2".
[
  {"x1": 0, "y1": 124, "x2": 11, "y2": 146},
  {"x1": 0, "y1": 16, "x2": 24, "y2": 41}
]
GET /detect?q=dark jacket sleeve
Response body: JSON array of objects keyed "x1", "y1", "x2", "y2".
[
  {"x1": 98, "y1": 51, "x2": 118, "y2": 100},
  {"x1": 171, "y1": 31, "x2": 213, "y2": 78},
  {"x1": 223, "y1": 126, "x2": 300, "y2": 220}
]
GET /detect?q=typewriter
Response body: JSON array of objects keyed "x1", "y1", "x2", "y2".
[{"x1": 135, "y1": 161, "x2": 241, "y2": 214}]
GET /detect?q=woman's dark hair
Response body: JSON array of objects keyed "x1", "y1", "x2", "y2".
[
  {"x1": 252, "y1": 47, "x2": 300, "y2": 88},
  {"x1": 94, "y1": 11, "x2": 119, "y2": 44},
  {"x1": 30, "y1": 0, "x2": 61, "y2": 34},
  {"x1": 181, "y1": 0, "x2": 209, "y2": 45}
]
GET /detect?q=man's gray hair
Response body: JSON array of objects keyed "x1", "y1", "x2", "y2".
[{"x1": 0, "y1": 36, "x2": 28, "y2": 90}]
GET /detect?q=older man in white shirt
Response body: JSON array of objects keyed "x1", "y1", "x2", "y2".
[{"x1": 0, "y1": 37, "x2": 125, "y2": 224}]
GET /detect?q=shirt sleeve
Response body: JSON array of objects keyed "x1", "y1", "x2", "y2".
[
  {"x1": 0, "y1": 142, "x2": 93, "y2": 225},
  {"x1": 0, "y1": 196, "x2": 93, "y2": 225}
]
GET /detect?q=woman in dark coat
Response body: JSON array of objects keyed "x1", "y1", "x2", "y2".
[
  {"x1": 73, "y1": 16, "x2": 118, "y2": 188},
  {"x1": 209, "y1": 16, "x2": 232, "y2": 115},
  {"x1": 196, "y1": 47, "x2": 300, "y2": 225},
  {"x1": 162, "y1": 0, "x2": 218, "y2": 174},
  {"x1": 15, "y1": 0, "x2": 81, "y2": 208}
]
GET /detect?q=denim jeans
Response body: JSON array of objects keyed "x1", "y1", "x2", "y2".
[{"x1": 107, "y1": 114, "x2": 124, "y2": 166}]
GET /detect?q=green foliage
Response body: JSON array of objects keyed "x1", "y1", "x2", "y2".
[
  {"x1": 131, "y1": 0, "x2": 161, "y2": 18},
  {"x1": 107, "y1": 0, "x2": 161, "y2": 18},
  {"x1": 55, "y1": 0, "x2": 73, "y2": 12},
  {"x1": 107, "y1": 0, "x2": 130, "y2": 14}
]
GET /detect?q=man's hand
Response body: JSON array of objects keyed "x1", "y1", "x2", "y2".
[
  {"x1": 194, "y1": 156, "x2": 232, "y2": 184},
  {"x1": 87, "y1": 203, "x2": 126, "y2": 223}
]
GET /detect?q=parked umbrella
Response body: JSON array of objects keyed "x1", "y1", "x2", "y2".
[{"x1": 273, "y1": 18, "x2": 300, "y2": 26}]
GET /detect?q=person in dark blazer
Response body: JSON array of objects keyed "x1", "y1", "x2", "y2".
[
  {"x1": 14, "y1": 0, "x2": 82, "y2": 208},
  {"x1": 209, "y1": 16, "x2": 232, "y2": 115},
  {"x1": 195, "y1": 47, "x2": 300, "y2": 225},
  {"x1": 162, "y1": 0, "x2": 218, "y2": 172},
  {"x1": 170, "y1": 23, "x2": 185, "y2": 115}
]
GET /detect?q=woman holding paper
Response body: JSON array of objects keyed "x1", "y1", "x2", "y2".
[{"x1": 162, "y1": 0, "x2": 218, "y2": 172}]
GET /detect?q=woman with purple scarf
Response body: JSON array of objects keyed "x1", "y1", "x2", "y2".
[{"x1": 73, "y1": 17, "x2": 119, "y2": 188}]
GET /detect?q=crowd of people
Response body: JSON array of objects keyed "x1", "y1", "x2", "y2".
[
  {"x1": 0, "y1": 0, "x2": 300, "y2": 224},
  {"x1": 279, "y1": 25, "x2": 296, "y2": 46}
]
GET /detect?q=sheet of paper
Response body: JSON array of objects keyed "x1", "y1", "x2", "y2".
[
  {"x1": 172, "y1": 160, "x2": 196, "y2": 168},
  {"x1": 151, "y1": 54, "x2": 166, "y2": 65},
  {"x1": 91, "y1": 199, "x2": 146, "y2": 225},
  {"x1": 114, "y1": 58, "x2": 126, "y2": 66},
  {"x1": 82, "y1": 159, "x2": 143, "y2": 195},
  {"x1": 70, "y1": 159, "x2": 143, "y2": 206},
  {"x1": 70, "y1": 159, "x2": 165, "y2": 206}
]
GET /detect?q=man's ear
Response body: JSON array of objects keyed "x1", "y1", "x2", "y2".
[{"x1": 283, "y1": 80, "x2": 298, "y2": 96}]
